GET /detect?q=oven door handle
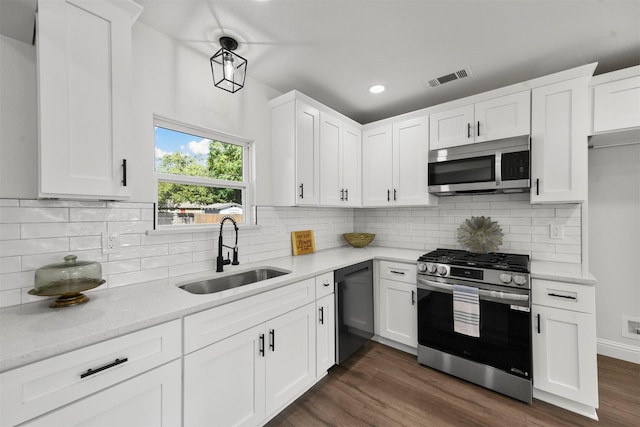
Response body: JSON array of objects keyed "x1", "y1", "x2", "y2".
[{"x1": 417, "y1": 277, "x2": 529, "y2": 304}]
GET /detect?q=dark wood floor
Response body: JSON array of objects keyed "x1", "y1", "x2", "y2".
[{"x1": 267, "y1": 342, "x2": 640, "y2": 427}]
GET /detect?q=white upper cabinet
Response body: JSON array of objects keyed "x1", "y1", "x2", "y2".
[
  {"x1": 37, "y1": 0, "x2": 141, "y2": 199},
  {"x1": 319, "y1": 112, "x2": 362, "y2": 207},
  {"x1": 531, "y1": 77, "x2": 589, "y2": 203},
  {"x1": 430, "y1": 91, "x2": 530, "y2": 150},
  {"x1": 429, "y1": 104, "x2": 475, "y2": 150},
  {"x1": 592, "y1": 68, "x2": 640, "y2": 133},
  {"x1": 363, "y1": 115, "x2": 436, "y2": 207},
  {"x1": 362, "y1": 125, "x2": 394, "y2": 206},
  {"x1": 271, "y1": 91, "x2": 356, "y2": 206}
]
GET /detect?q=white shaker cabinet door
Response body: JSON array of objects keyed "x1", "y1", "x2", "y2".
[
  {"x1": 378, "y1": 278, "x2": 417, "y2": 347},
  {"x1": 429, "y1": 104, "x2": 475, "y2": 150},
  {"x1": 362, "y1": 125, "x2": 393, "y2": 206},
  {"x1": 475, "y1": 91, "x2": 530, "y2": 143},
  {"x1": 37, "y1": 0, "x2": 139, "y2": 199},
  {"x1": 319, "y1": 112, "x2": 343, "y2": 206},
  {"x1": 393, "y1": 115, "x2": 432, "y2": 206},
  {"x1": 532, "y1": 305, "x2": 598, "y2": 409},
  {"x1": 184, "y1": 324, "x2": 266, "y2": 427},
  {"x1": 341, "y1": 124, "x2": 362, "y2": 207},
  {"x1": 316, "y1": 293, "x2": 336, "y2": 376},
  {"x1": 531, "y1": 77, "x2": 589, "y2": 203},
  {"x1": 295, "y1": 101, "x2": 321, "y2": 205},
  {"x1": 265, "y1": 303, "x2": 316, "y2": 417},
  {"x1": 593, "y1": 75, "x2": 640, "y2": 133}
]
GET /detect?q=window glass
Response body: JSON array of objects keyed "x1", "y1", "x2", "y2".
[{"x1": 154, "y1": 121, "x2": 251, "y2": 227}]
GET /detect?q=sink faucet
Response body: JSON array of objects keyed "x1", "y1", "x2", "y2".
[{"x1": 216, "y1": 216, "x2": 239, "y2": 272}]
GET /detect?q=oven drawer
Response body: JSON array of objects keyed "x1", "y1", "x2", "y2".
[
  {"x1": 532, "y1": 279, "x2": 595, "y2": 314},
  {"x1": 379, "y1": 261, "x2": 416, "y2": 284}
]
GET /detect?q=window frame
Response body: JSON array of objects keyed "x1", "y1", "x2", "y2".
[{"x1": 153, "y1": 115, "x2": 254, "y2": 230}]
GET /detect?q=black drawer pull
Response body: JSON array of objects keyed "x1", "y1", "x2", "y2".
[
  {"x1": 411, "y1": 290, "x2": 416, "y2": 305},
  {"x1": 121, "y1": 159, "x2": 127, "y2": 187},
  {"x1": 548, "y1": 293, "x2": 577, "y2": 300},
  {"x1": 259, "y1": 333, "x2": 265, "y2": 357},
  {"x1": 537, "y1": 313, "x2": 541, "y2": 334},
  {"x1": 536, "y1": 178, "x2": 540, "y2": 196},
  {"x1": 81, "y1": 357, "x2": 128, "y2": 379},
  {"x1": 467, "y1": 122, "x2": 471, "y2": 138},
  {"x1": 390, "y1": 270, "x2": 405, "y2": 275},
  {"x1": 269, "y1": 329, "x2": 275, "y2": 351},
  {"x1": 299, "y1": 183, "x2": 304, "y2": 199},
  {"x1": 319, "y1": 306, "x2": 324, "y2": 325}
]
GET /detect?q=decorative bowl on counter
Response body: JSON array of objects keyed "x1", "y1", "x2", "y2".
[
  {"x1": 29, "y1": 255, "x2": 106, "y2": 308},
  {"x1": 343, "y1": 233, "x2": 375, "y2": 248}
]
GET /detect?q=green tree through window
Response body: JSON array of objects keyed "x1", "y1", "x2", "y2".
[{"x1": 157, "y1": 140, "x2": 243, "y2": 210}]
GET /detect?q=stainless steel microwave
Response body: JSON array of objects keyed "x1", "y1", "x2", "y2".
[{"x1": 428, "y1": 137, "x2": 530, "y2": 196}]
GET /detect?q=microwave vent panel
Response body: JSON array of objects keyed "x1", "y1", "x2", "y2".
[{"x1": 428, "y1": 67, "x2": 473, "y2": 88}]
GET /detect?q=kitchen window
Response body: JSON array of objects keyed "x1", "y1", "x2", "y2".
[{"x1": 154, "y1": 116, "x2": 253, "y2": 228}]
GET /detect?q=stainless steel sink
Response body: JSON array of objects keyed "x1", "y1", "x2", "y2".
[{"x1": 178, "y1": 267, "x2": 291, "y2": 294}]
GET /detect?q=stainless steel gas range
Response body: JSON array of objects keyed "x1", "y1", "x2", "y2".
[{"x1": 416, "y1": 248, "x2": 532, "y2": 403}]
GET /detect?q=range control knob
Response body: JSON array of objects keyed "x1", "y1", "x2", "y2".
[
  {"x1": 417, "y1": 262, "x2": 427, "y2": 273},
  {"x1": 437, "y1": 265, "x2": 448, "y2": 276},
  {"x1": 513, "y1": 275, "x2": 527, "y2": 286},
  {"x1": 499, "y1": 273, "x2": 512, "y2": 284},
  {"x1": 426, "y1": 263, "x2": 437, "y2": 274}
]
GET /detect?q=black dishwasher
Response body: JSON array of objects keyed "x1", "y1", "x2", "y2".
[{"x1": 335, "y1": 260, "x2": 374, "y2": 364}]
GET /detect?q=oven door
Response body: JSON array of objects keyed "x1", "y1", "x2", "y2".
[{"x1": 417, "y1": 276, "x2": 531, "y2": 379}]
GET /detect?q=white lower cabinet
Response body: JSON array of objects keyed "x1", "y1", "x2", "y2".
[
  {"x1": 183, "y1": 296, "x2": 318, "y2": 427},
  {"x1": 21, "y1": 360, "x2": 181, "y2": 427},
  {"x1": 377, "y1": 261, "x2": 418, "y2": 348},
  {"x1": 316, "y1": 293, "x2": 336, "y2": 375},
  {"x1": 184, "y1": 324, "x2": 266, "y2": 427},
  {"x1": 532, "y1": 279, "x2": 598, "y2": 419},
  {"x1": 0, "y1": 320, "x2": 181, "y2": 427}
]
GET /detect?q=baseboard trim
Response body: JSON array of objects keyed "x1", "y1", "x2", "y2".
[
  {"x1": 597, "y1": 338, "x2": 640, "y2": 364},
  {"x1": 372, "y1": 335, "x2": 417, "y2": 356},
  {"x1": 533, "y1": 388, "x2": 598, "y2": 420}
]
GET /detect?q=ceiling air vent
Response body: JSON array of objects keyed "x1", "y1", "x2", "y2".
[{"x1": 428, "y1": 67, "x2": 473, "y2": 88}]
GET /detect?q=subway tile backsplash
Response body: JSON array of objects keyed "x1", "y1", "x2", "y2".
[
  {"x1": 0, "y1": 194, "x2": 581, "y2": 307},
  {"x1": 356, "y1": 193, "x2": 582, "y2": 263}
]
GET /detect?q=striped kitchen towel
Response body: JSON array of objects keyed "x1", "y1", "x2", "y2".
[{"x1": 453, "y1": 284, "x2": 480, "y2": 337}]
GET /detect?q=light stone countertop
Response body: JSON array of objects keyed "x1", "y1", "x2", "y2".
[{"x1": 0, "y1": 246, "x2": 594, "y2": 372}]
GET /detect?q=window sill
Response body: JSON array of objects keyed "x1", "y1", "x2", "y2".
[{"x1": 146, "y1": 224, "x2": 261, "y2": 236}]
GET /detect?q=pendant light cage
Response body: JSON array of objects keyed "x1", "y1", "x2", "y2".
[{"x1": 210, "y1": 36, "x2": 248, "y2": 93}]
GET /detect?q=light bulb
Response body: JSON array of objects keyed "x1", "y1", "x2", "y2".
[{"x1": 223, "y1": 52, "x2": 235, "y2": 81}]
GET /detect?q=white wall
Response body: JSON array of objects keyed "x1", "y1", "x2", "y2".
[
  {"x1": 588, "y1": 142, "x2": 640, "y2": 362},
  {"x1": 129, "y1": 21, "x2": 281, "y2": 203},
  {"x1": 0, "y1": 35, "x2": 37, "y2": 198}
]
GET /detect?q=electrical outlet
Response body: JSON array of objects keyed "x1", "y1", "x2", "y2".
[
  {"x1": 102, "y1": 232, "x2": 119, "y2": 254},
  {"x1": 550, "y1": 224, "x2": 564, "y2": 239}
]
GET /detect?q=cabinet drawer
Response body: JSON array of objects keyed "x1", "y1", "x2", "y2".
[
  {"x1": 0, "y1": 320, "x2": 181, "y2": 427},
  {"x1": 532, "y1": 279, "x2": 595, "y2": 313},
  {"x1": 379, "y1": 261, "x2": 416, "y2": 284},
  {"x1": 315, "y1": 272, "x2": 334, "y2": 298},
  {"x1": 184, "y1": 278, "x2": 315, "y2": 354}
]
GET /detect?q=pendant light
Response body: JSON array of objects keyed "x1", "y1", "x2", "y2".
[{"x1": 210, "y1": 36, "x2": 247, "y2": 93}]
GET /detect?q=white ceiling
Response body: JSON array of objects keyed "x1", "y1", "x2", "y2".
[
  {"x1": 134, "y1": 0, "x2": 640, "y2": 123},
  {"x1": 2, "y1": 0, "x2": 639, "y2": 124}
]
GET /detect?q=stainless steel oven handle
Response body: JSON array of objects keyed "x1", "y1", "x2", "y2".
[{"x1": 417, "y1": 277, "x2": 529, "y2": 303}]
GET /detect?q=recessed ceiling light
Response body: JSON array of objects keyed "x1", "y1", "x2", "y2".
[{"x1": 369, "y1": 84, "x2": 385, "y2": 94}]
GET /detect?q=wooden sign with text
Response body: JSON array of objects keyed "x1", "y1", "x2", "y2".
[{"x1": 291, "y1": 230, "x2": 316, "y2": 256}]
